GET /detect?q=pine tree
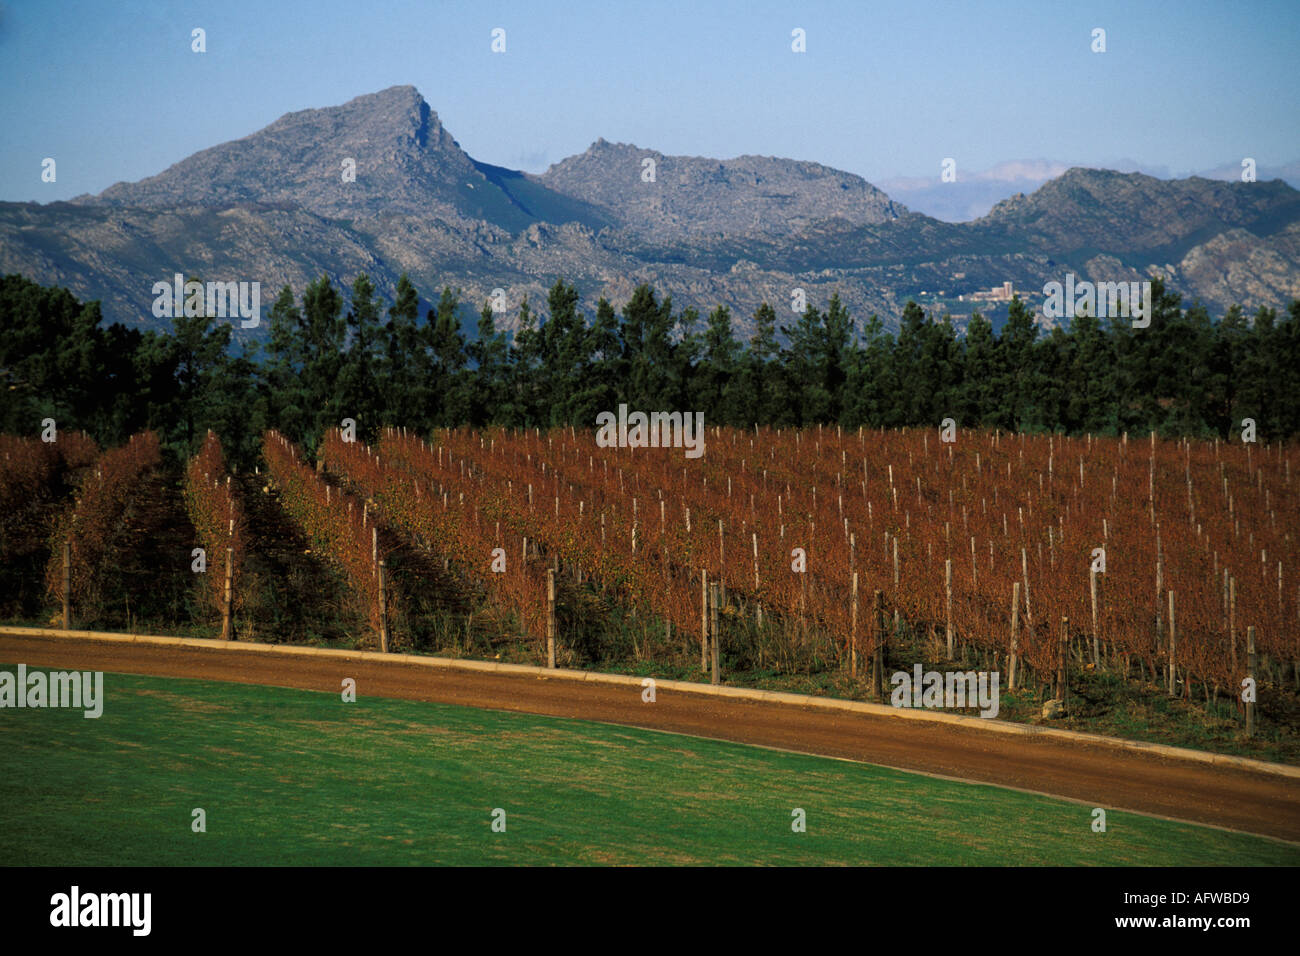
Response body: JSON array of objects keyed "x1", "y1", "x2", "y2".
[
  {"x1": 695, "y1": 305, "x2": 741, "y2": 424},
  {"x1": 843, "y1": 313, "x2": 891, "y2": 428},
  {"x1": 339, "y1": 274, "x2": 384, "y2": 441},
  {"x1": 467, "y1": 299, "x2": 511, "y2": 426},
  {"x1": 782, "y1": 301, "x2": 828, "y2": 423},
  {"x1": 622, "y1": 284, "x2": 675, "y2": 409},
  {"x1": 821, "y1": 293, "x2": 854, "y2": 421},
  {"x1": 298, "y1": 275, "x2": 347, "y2": 450},
  {"x1": 428, "y1": 287, "x2": 468, "y2": 425},
  {"x1": 958, "y1": 312, "x2": 997, "y2": 427},
  {"x1": 384, "y1": 273, "x2": 424, "y2": 428}
]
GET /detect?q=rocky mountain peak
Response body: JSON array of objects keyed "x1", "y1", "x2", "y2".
[{"x1": 78, "y1": 85, "x2": 514, "y2": 224}]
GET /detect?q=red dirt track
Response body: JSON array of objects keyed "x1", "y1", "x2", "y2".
[{"x1": 3, "y1": 633, "x2": 1298, "y2": 845}]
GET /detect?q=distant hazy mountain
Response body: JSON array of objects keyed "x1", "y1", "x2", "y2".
[
  {"x1": 1193, "y1": 159, "x2": 1300, "y2": 188},
  {"x1": 880, "y1": 160, "x2": 1075, "y2": 222},
  {"x1": 3, "y1": 86, "x2": 1298, "y2": 343}
]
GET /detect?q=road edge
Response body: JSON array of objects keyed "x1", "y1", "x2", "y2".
[{"x1": 3, "y1": 624, "x2": 1296, "y2": 780}]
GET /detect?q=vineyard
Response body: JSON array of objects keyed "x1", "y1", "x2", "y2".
[
  {"x1": 44, "y1": 431, "x2": 163, "y2": 624},
  {"x1": 0, "y1": 431, "x2": 99, "y2": 617},
  {"x1": 184, "y1": 431, "x2": 248, "y2": 636},
  {"x1": 313, "y1": 425, "x2": 1298, "y2": 705},
  {"x1": 2, "y1": 424, "x2": 1298, "y2": 749}
]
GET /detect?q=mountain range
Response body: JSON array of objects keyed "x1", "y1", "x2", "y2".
[
  {"x1": 2, "y1": 84, "x2": 1298, "y2": 343},
  {"x1": 881, "y1": 158, "x2": 1300, "y2": 222}
]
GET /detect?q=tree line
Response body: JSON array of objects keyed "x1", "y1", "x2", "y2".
[{"x1": 2, "y1": 271, "x2": 1297, "y2": 469}]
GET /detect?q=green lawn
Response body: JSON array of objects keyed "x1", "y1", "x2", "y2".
[{"x1": 0, "y1": 668, "x2": 1295, "y2": 865}]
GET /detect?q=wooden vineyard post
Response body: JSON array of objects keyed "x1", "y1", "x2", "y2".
[
  {"x1": 945, "y1": 559, "x2": 954, "y2": 660},
  {"x1": 1090, "y1": 567, "x2": 1099, "y2": 666},
  {"x1": 800, "y1": 570, "x2": 808, "y2": 633},
  {"x1": 1224, "y1": 569, "x2": 1232, "y2": 670},
  {"x1": 377, "y1": 560, "x2": 390, "y2": 653},
  {"x1": 62, "y1": 539, "x2": 71, "y2": 630},
  {"x1": 1167, "y1": 590, "x2": 1177, "y2": 697},
  {"x1": 1009, "y1": 582, "x2": 1020, "y2": 692},
  {"x1": 1056, "y1": 617, "x2": 1068, "y2": 704},
  {"x1": 718, "y1": 520, "x2": 726, "y2": 609},
  {"x1": 850, "y1": 572, "x2": 859, "y2": 680},
  {"x1": 1246, "y1": 626, "x2": 1257, "y2": 737},
  {"x1": 1229, "y1": 576, "x2": 1237, "y2": 671},
  {"x1": 1021, "y1": 547, "x2": 1032, "y2": 628},
  {"x1": 872, "y1": 590, "x2": 885, "y2": 699},
  {"x1": 700, "y1": 570, "x2": 708, "y2": 671},
  {"x1": 221, "y1": 547, "x2": 234, "y2": 641},
  {"x1": 709, "y1": 582, "x2": 720, "y2": 685},
  {"x1": 546, "y1": 567, "x2": 557, "y2": 669},
  {"x1": 1154, "y1": 543, "x2": 1164, "y2": 667}
]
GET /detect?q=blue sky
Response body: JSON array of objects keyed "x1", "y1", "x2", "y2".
[{"x1": 2, "y1": 0, "x2": 1298, "y2": 202}]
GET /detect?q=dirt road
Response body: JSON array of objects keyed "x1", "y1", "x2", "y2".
[{"x1": 3, "y1": 633, "x2": 1297, "y2": 844}]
